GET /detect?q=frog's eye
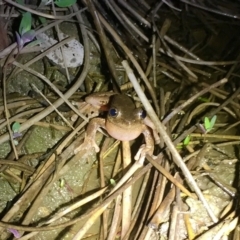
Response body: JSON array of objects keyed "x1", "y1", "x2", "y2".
[
  {"x1": 136, "y1": 108, "x2": 146, "y2": 119},
  {"x1": 109, "y1": 108, "x2": 118, "y2": 117}
]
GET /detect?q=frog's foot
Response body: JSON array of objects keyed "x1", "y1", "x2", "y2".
[
  {"x1": 134, "y1": 144, "x2": 154, "y2": 164},
  {"x1": 153, "y1": 130, "x2": 160, "y2": 144},
  {"x1": 74, "y1": 137, "x2": 100, "y2": 154}
]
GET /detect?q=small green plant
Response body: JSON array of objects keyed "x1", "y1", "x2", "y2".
[
  {"x1": 16, "y1": 12, "x2": 36, "y2": 50},
  {"x1": 183, "y1": 135, "x2": 191, "y2": 146},
  {"x1": 204, "y1": 115, "x2": 217, "y2": 133},
  {"x1": 43, "y1": 0, "x2": 76, "y2": 7},
  {"x1": 54, "y1": 0, "x2": 77, "y2": 7},
  {"x1": 110, "y1": 179, "x2": 116, "y2": 187},
  {"x1": 12, "y1": 122, "x2": 22, "y2": 145},
  {"x1": 59, "y1": 178, "x2": 65, "y2": 188},
  {"x1": 198, "y1": 97, "x2": 209, "y2": 103},
  {"x1": 16, "y1": 0, "x2": 77, "y2": 50}
]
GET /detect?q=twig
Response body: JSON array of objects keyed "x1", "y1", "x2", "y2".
[
  {"x1": 121, "y1": 141, "x2": 132, "y2": 238},
  {"x1": 30, "y1": 83, "x2": 74, "y2": 130},
  {"x1": 2, "y1": 66, "x2": 18, "y2": 160},
  {"x1": 122, "y1": 60, "x2": 218, "y2": 223},
  {"x1": 4, "y1": 0, "x2": 83, "y2": 19},
  {"x1": 98, "y1": 12, "x2": 160, "y2": 114},
  {"x1": 163, "y1": 78, "x2": 228, "y2": 124}
]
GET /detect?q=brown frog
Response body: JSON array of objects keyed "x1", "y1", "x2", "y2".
[{"x1": 75, "y1": 92, "x2": 157, "y2": 160}]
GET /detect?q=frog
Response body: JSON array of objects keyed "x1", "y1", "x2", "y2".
[{"x1": 74, "y1": 92, "x2": 158, "y2": 160}]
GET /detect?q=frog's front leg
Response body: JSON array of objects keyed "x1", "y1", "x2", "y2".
[
  {"x1": 74, "y1": 118, "x2": 106, "y2": 154},
  {"x1": 143, "y1": 116, "x2": 160, "y2": 144},
  {"x1": 134, "y1": 125, "x2": 154, "y2": 161}
]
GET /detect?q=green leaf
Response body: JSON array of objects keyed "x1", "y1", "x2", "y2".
[
  {"x1": 38, "y1": 16, "x2": 47, "y2": 25},
  {"x1": 198, "y1": 97, "x2": 209, "y2": 103},
  {"x1": 54, "y1": 0, "x2": 76, "y2": 7},
  {"x1": 183, "y1": 135, "x2": 190, "y2": 146},
  {"x1": 16, "y1": 0, "x2": 24, "y2": 4},
  {"x1": 59, "y1": 178, "x2": 65, "y2": 188},
  {"x1": 210, "y1": 115, "x2": 217, "y2": 129},
  {"x1": 110, "y1": 179, "x2": 116, "y2": 186},
  {"x1": 19, "y1": 12, "x2": 32, "y2": 36},
  {"x1": 204, "y1": 117, "x2": 211, "y2": 131},
  {"x1": 12, "y1": 122, "x2": 21, "y2": 133}
]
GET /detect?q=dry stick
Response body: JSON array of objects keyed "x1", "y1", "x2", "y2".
[
  {"x1": 106, "y1": 195, "x2": 122, "y2": 240},
  {"x1": 181, "y1": 0, "x2": 240, "y2": 19},
  {"x1": 72, "y1": 201, "x2": 111, "y2": 240},
  {"x1": 16, "y1": 136, "x2": 84, "y2": 237},
  {"x1": 0, "y1": 159, "x2": 158, "y2": 232},
  {"x1": 86, "y1": 0, "x2": 121, "y2": 93},
  {"x1": 152, "y1": 19, "x2": 197, "y2": 80},
  {"x1": 0, "y1": 8, "x2": 87, "y2": 58},
  {"x1": 18, "y1": 1, "x2": 90, "y2": 230},
  {"x1": 144, "y1": 159, "x2": 170, "y2": 236},
  {"x1": 0, "y1": 126, "x2": 35, "y2": 174},
  {"x1": 99, "y1": 139, "x2": 109, "y2": 239},
  {"x1": 152, "y1": 18, "x2": 172, "y2": 87},
  {"x1": 107, "y1": 0, "x2": 148, "y2": 42},
  {"x1": 163, "y1": 78, "x2": 228, "y2": 124},
  {"x1": 0, "y1": 155, "x2": 57, "y2": 229},
  {"x1": 145, "y1": 35, "x2": 160, "y2": 78},
  {"x1": 0, "y1": 99, "x2": 39, "y2": 112},
  {"x1": 106, "y1": 150, "x2": 122, "y2": 239},
  {"x1": 0, "y1": 159, "x2": 34, "y2": 173},
  {"x1": 134, "y1": 175, "x2": 158, "y2": 240},
  {"x1": 159, "y1": 48, "x2": 239, "y2": 66},
  {"x1": 225, "y1": 52, "x2": 240, "y2": 79},
  {"x1": 201, "y1": 83, "x2": 240, "y2": 109},
  {"x1": 155, "y1": 160, "x2": 169, "y2": 207},
  {"x1": 0, "y1": 52, "x2": 89, "y2": 145},
  {"x1": 122, "y1": 171, "x2": 151, "y2": 240},
  {"x1": 4, "y1": 0, "x2": 80, "y2": 19},
  {"x1": 174, "y1": 173, "x2": 183, "y2": 240},
  {"x1": 15, "y1": 125, "x2": 86, "y2": 239},
  {"x1": 13, "y1": 61, "x2": 87, "y2": 122},
  {"x1": 189, "y1": 133, "x2": 240, "y2": 141},
  {"x1": 51, "y1": 1, "x2": 70, "y2": 83},
  {"x1": 135, "y1": 169, "x2": 162, "y2": 240},
  {"x1": 175, "y1": 85, "x2": 240, "y2": 146},
  {"x1": 163, "y1": 35, "x2": 225, "y2": 74},
  {"x1": 15, "y1": 120, "x2": 71, "y2": 132},
  {"x1": 0, "y1": 1, "x2": 90, "y2": 231},
  {"x1": 209, "y1": 87, "x2": 240, "y2": 118},
  {"x1": 214, "y1": 217, "x2": 239, "y2": 240},
  {"x1": 149, "y1": 184, "x2": 176, "y2": 229},
  {"x1": 121, "y1": 141, "x2": 132, "y2": 239},
  {"x1": 136, "y1": 161, "x2": 168, "y2": 238},
  {"x1": 117, "y1": 0, "x2": 151, "y2": 27},
  {"x1": 30, "y1": 83, "x2": 74, "y2": 130},
  {"x1": 169, "y1": 204, "x2": 179, "y2": 240},
  {"x1": 19, "y1": 187, "x2": 108, "y2": 240},
  {"x1": 187, "y1": 103, "x2": 237, "y2": 125},
  {"x1": 97, "y1": 11, "x2": 159, "y2": 114},
  {"x1": 152, "y1": 34, "x2": 157, "y2": 88},
  {"x1": 146, "y1": 156, "x2": 193, "y2": 198},
  {"x1": 2, "y1": 67, "x2": 18, "y2": 160},
  {"x1": 12, "y1": 36, "x2": 75, "y2": 77},
  {"x1": 122, "y1": 60, "x2": 218, "y2": 223},
  {"x1": 72, "y1": 158, "x2": 147, "y2": 239}
]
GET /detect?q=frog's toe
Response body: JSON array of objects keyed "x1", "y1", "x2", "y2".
[
  {"x1": 74, "y1": 138, "x2": 100, "y2": 154},
  {"x1": 92, "y1": 142, "x2": 100, "y2": 152},
  {"x1": 134, "y1": 144, "x2": 154, "y2": 162}
]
